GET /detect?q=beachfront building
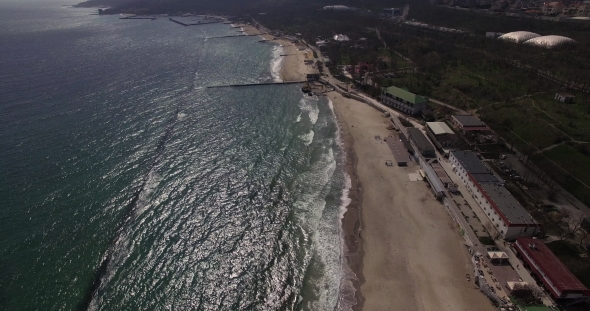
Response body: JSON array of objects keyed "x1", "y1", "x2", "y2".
[
  {"x1": 450, "y1": 115, "x2": 490, "y2": 133},
  {"x1": 407, "y1": 128, "x2": 436, "y2": 158},
  {"x1": 515, "y1": 238, "x2": 590, "y2": 300},
  {"x1": 380, "y1": 86, "x2": 428, "y2": 116},
  {"x1": 425, "y1": 122, "x2": 460, "y2": 154},
  {"x1": 450, "y1": 151, "x2": 540, "y2": 240}
]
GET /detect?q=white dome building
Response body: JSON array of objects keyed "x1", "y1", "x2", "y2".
[
  {"x1": 498, "y1": 31, "x2": 541, "y2": 43},
  {"x1": 524, "y1": 35, "x2": 576, "y2": 48}
]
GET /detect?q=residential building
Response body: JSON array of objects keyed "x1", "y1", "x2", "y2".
[
  {"x1": 555, "y1": 93, "x2": 575, "y2": 103},
  {"x1": 380, "y1": 86, "x2": 428, "y2": 115},
  {"x1": 450, "y1": 115, "x2": 490, "y2": 133},
  {"x1": 515, "y1": 238, "x2": 590, "y2": 299},
  {"x1": 450, "y1": 151, "x2": 540, "y2": 240},
  {"x1": 407, "y1": 128, "x2": 436, "y2": 158}
]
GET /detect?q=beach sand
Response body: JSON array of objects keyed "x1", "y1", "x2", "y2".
[
  {"x1": 239, "y1": 24, "x2": 313, "y2": 82},
  {"x1": 328, "y1": 91, "x2": 497, "y2": 311}
]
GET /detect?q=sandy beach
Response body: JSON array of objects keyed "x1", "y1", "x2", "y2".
[
  {"x1": 239, "y1": 24, "x2": 314, "y2": 82},
  {"x1": 242, "y1": 21, "x2": 495, "y2": 310},
  {"x1": 328, "y1": 91, "x2": 497, "y2": 311}
]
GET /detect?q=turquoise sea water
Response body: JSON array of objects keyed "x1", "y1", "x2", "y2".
[{"x1": 0, "y1": 1, "x2": 352, "y2": 310}]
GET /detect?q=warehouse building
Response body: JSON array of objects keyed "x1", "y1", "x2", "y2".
[
  {"x1": 425, "y1": 122, "x2": 460, "y2": 154},
  {"x1": 407, "y1": 128, "x2": 436, "y2": 158}
]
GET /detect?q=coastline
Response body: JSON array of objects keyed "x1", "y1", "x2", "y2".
[
  {"x1": 239, "y1": 24, "x2": 312, "y2": 82},
  {"x1": 241, "y1": 23, "x2": 367, "y2": 310}
]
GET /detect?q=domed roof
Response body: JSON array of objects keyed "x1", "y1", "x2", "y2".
[
  {"x1": 498, "y1": 31, "x2": 541, "y2": 43},
  {"x1": 524, "y1": 35, "x2": 576, "y2": 48}
]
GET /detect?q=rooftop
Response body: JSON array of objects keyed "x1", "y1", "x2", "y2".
[
  {"x1": 383, "y1": 86, "x2": 427, "y2": 105},
  {"x1": 426, "y1": 122, "x2": 455, "y2": 135},
  {"x1": 515, "y1": 238, "x2": 589, "y2": 297},
  {"x1": 452, "y1": 115, "x2": 486, "y2": 127},
  {"x1": 407, "y1": 128, "x2": 435, "y2": 152},
  {"x1": 480, "y1": 182, "x2": 537, "y2": 225},
  {"x1": 451, "y1": 150, "x2": 490, "y2": 174}
]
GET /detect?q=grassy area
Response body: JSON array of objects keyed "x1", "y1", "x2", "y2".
[{"x1": 546, "y1": 240, "x2": 590, "y2": 288}]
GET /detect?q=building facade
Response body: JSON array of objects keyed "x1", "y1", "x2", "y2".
[
  {"x1": 381, "y1": 86, "x2": 427, "y2": 115},
  {"x1": 450, "y1": 151, "x2": 540, "y2": 240}
]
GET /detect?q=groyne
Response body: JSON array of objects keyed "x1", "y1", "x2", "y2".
[
  {"x1": 207, "y1": 81, "x2": 305, "y2": 89},
  {"x1": 168, "y1": 18, "x2": 222, "y2": 26}
]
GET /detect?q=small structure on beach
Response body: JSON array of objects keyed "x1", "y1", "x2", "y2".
[{"x1": 385, "y1": 135, "x2": 409, "y2": 166}]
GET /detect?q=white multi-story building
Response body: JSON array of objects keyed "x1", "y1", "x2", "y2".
[{"x1": 450, "y1": 151, "x2": 541, "y2": 240}]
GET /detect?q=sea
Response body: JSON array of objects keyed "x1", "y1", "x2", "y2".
[{"x1": 0, "y1": 1, "x2": 354, "y2": 310}]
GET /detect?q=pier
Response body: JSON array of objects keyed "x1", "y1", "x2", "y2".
[
  {"x1": 120, "y1": 16, "x2": 157, "y2": 20},
  {"x1": 206, "y1": 81, "x2": 306, "y2": 89},
  {"x1": 168, "y1": 18, "x2": 222, "y2": 26},
  {"x1": 206, "y1": 33, "x2": 266, "y2": 39}
]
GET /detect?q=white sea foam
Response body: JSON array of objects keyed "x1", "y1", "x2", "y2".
[
  {"x1": 299, "y1": 130, "x2": 314, "y2": 146},
  {"x1": 295, "y1": 113, "x2": 302, "y2": 123},
  {"x1": 270, "y1": 44, "x2": 284, "y2": 83},
  {"x1": 299, "y1": 96, "x2": 319, "y2": 125}
]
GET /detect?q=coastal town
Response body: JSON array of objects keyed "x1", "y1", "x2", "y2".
[{"x1": 234, "y1": 16, "x2": 590, "y2": 311}]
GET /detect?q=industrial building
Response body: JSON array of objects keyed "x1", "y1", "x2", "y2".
[
  {"x1": 450, "y1": 151, "x2": 540, "y2": 240},
  {"x1": 380, "y1": 86, "x2": 428, "y2": 116},
  {"x1": 450, "y1": 115, "x2": 489, "y2": 133},
  {"x1": 515, "y1": 238, "x2": 590, "y2": 300},
  {"x1": 407, "y1": 128, "x2": 436, "y2": 158},
  {"x1": 425, "y1": 122, "x2": 460, "y2": 154}
]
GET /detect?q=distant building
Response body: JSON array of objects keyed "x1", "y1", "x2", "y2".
[
  {"x1": 555, "y1": 93, "x2": 575, "y2": 103},
  {"x1": 450, "y1": 151, "x2": 540, "y2": 240},
  {"x1": 450, "y1": 115, "x2": 490, "y2": 133},
  {"x1": 381, "y1": 86, "x2": 428, "y2": 115},
  {"x1": 407, "y1": 128, "x2": 436, "y2": 158},
  {"x1": 323, "y1": 5, "x2": 355, "y2": 11},
  {"x1": 382, "y1": 7, "x2": 402, "y2": 17},
  {"x1": 541, "y1": 2, "x2": 563, "y2": 15},
  {"x1": 333, "y1": 34, "x2": 350, "y2": 42},
  {"x1": 515, "y1": 238, "x2": 590, "y2": 299}
]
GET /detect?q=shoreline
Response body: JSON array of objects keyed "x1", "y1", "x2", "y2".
[
  {"x1": 333, "y1": 101, "x2": 366, "y2": 311},
  {"x1": 240, "y1": 23, "x2": 366, "y2": 310},
  {"x1": 238, "y1": 24, "x2": 312, "y2": 82}
]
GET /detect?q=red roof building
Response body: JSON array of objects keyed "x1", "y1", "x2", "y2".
[{"x1": 514, "y1": 238, "x2": 590, "y2": 299}]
